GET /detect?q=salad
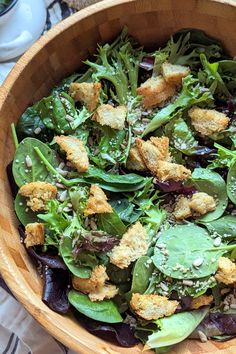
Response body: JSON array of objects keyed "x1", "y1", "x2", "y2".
[
  {"x1": 0, "y1": 0, "x2": 13, "y2": 14},
  {"x1": 9, "y1": 28, "x2": 236, "y2": 352}
]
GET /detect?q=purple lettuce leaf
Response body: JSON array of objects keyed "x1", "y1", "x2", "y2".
[
  {"x1": 154, "y1": 179, "x2": 196, "y2": 195},
  {"x1": 73, "y1": 311, "x2": 138, "y2": 347},
  {"x1": 73, "y1": 230, "x2": 119, "y2": 254},
  {"x1": 190, "y1": 312, "x2": 236, "y2": 339},
  {"x1": 139, "y1": 56, "x2": 154, "y2": 71},
  {"x1": 42, "y1": 266, "x2": 70, "y2": 314}
]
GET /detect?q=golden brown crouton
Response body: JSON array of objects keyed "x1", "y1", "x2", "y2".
[
  {"x1": 189, "y1": 192, "x2": 216, "y2": 215},
  {"x1": 72, "y1": 265, "x2": 118, "y2": 302},
  {"x1": 136, "y1": 138, "x2": 162, "y2": 174},
  {"x1": 215, "y1": 257, "x2": 236, "y2": 285},
  {"x1": 161, "y1": 63, "x2": 190, "y2": 86},
  {"x1": 19, "y1": 182, "x2": 57, "y2": 211},
  {"x1": 55, "y1": 135, "x2": 89, "y2": 173},
  {"x1": 72, "y1": 265, "x2": 108, "y2": 293},
  {"x1": 150, "y1": 136, "x2": 170, "y2": 161},
  {"x1": 190, "y1": 295, "x2": 213, "y2": 310},
  {"x1": 69, "y1": 82, "x2": 101, "y2": 112},
  {"x1": 84, "y1": 185, "x2": 112, "y2": 216},
  {"x1": 137, "y1": 76, "x2": 176, "y2": 109},
  {"x1": 156, "y1": 161, "x2": 191, "y2": 181},
  {"x1": 130, "y1": 293, "x2": 178, "y2": 321},
  {"x1": 173, "y1": 196, "x2": 192, "y2": 220},
  {"x1": 109, "y1": 222, "x2": 148, "y2": 269},
  {"x1": 24, "y1": 223, "x2": 45, "y2": 248},
  {"x1": 189, "y1": 107, "x2": 229, "y2": 136},
  {"x1": 89, "y1": 284, "x2": 119, "y2": 302},
  {"x1": 126, "y1": 146, "x2": 147, "y2": 171},
  {"x1": 93, "y1": 104, "x2": 127, "y2": 130}
]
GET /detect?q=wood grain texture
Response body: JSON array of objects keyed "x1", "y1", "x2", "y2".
[{"x1": 0, "y1": 0, "x2": 236, "y2": 353}]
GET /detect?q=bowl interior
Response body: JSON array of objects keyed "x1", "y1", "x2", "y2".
[{"x1": 1, "y1": 0, "x2": 236, "y2": 353}]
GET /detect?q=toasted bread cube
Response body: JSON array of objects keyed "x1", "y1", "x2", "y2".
[
  {"x1": 89, "y1": 284, "x2": 119, "y2": 302},
  {"x1": 19, "y1": 182, "x2": 57, "y2": 211},
  {"x1": 55, "y1": 135, "x2": 89, "y2": 173},
  {"x1": 69, "y1": 82, "x2": 101, "y2": 112},
  {"x1": 189, "y1": 107, "x2": 229, "y2": 136},
  {"x1": 150, "y1": 136, "x2": 170, "y2": 161},
  {"x1": 24, "y1": 223, "x2": 45, "y2": 248},
  {"x1": 156, "y1": 161, "x2": 191, "y2": 181},
  {"x1": 72, "y1": 265, "x2": 108, "y2": 293},
  {"x1": 215, "y1": 257, "x2": 236, "y2": 285},
  {"x1": 173, "y1": 196, "x2": 192, "y2": 220},
  {"x1": 136, "y1": 138, "x2": 162, "y2": 174},
  {"x1": 110, "y1": 222, "x2": 148, "y2": 269},
  {"x1": 190, "y1": 295, "x2": 213, "y2": 310},
  {"x1": 126, "y1": 146, "x2": 147, "y2": 171},
  {"x1": 72, "y1": 265, "x2": 118, "y2": 302},
  {"x1": 130, "y1": 293, "x2": 178, "y2": 320},
  {"x1": 93, "y1": 104, "x2": 127, "y2": 130},
  {"x1": 84, "y1": 185, "x2": 112, "y2": 216},
  {"x1": 161, "y1": 63, "x2": 190, "y2": 86},
  {"x1": 189, "y1": 192, "x2": 216, "y2": 215},
  {"x1": 137, "y1": 76, "x2": 176, "y2": 109}
]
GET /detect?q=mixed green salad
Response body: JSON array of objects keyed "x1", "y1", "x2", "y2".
[
  {"x1": 0, "y1": 0, "x2": 13, "y2": 14},
  {"x1": 9, "y1": 28, "x2": 236, "y2": 352}
]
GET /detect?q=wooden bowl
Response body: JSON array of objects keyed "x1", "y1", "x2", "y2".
[{"x1": 0, "y1": 0, "x2": 236, "y2": 353}]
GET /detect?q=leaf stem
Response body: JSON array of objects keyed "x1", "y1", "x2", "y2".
[{"x1": 11, "y1": 123, "x2": 19, "y2": 149}]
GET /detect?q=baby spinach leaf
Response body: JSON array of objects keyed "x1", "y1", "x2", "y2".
[
  {"x1": 143, "y1": 75, "x2": 213, "y2": 135},
  {"x1": 106, "y1": 264, "x2": 132, "y2": 285},
  {"x1": 13, "y1": 137, "x2": 59, "y2": 187},
  {"x1": 68, "y1": 290, "x2": 123, "y2": 323},
  {"x1": 126, "y1": 256, "x2": 154, "y2": 300},
  {"x1": 16, "y1": 106, "x2": 52, "y2": 142},
  {"x1": 191, "y1": 168, "x2": 228, "y2": 222},
  {"x1": 201, "y1": 215, "x2": 236, "y2": 239},
  {"x1": 227, "y1": 159, "x2": 236, "y2": 205},
  {"x1": 14, "y1": 192, "x2": 39, "y2": 226},
  {"x1": 59, "y1": 236, "x2": 93, "y2": 278},
  {"x1": 98, "y1": 210, "x2": 126, "y2": 237},
  {"x1": 153, "y1": 224, "x2": 235, "y2": 279},
  {"x1": 110, "y1": 197, "x2": 141, "y2": 224},
  {"x1": 144, "y1": 308, "x2": 209, "y2": 350}
]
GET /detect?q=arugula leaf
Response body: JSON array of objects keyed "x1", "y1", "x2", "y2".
[
  {"x1": 143, "y1": 308, "x2": 208, "y2": 350},
  {"x1": 153, "y1": 223, "x2": 236, "y2": 280},
  {"x1": 141, "y1": 206, "x2": 167, "y2": 239},
  {"x1": 38, "y1": 200, "x2": 70, "y2": 235},
  {"x1": 69, "y1": 186, "x2": 89, "y2": 214},
  {"x1": 191, "y1": 168, "x2": 228, "y2": 222},
  {"x1": 13, "y1": 137, "x2": 59, "y2": 187},
  {"x1": 207, "y1": 143, "x2": 236, "y2": 169},
  {"x1": 68, "y1": 290, "x2": 122, "y2": 323},
  {"x1": 143, "y1": 75, "x2": 213, "y2": 135}
]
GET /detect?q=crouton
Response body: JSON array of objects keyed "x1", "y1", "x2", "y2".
[
  {"x1": 72, "y1": 265, "x2": 118, "y2": 302},
  {"x1": 215, "y1": 257, "x2": 236, "y2": 285},
  {"x1": 150, "y1": 136, "x2": 170, "y2": 161},
  {"x1": 72, "y1": 265, "x2": 108, "y2": 294},
  {"x1": 55, "y1": 135, "x2": 89, "y2": 173},
  {"x1": 137, "y1": 76, "x2": 176, "y2": 109},
  {"x1": 84, "y1": 185, "x2": 112, "y2": 216},
  {"x1": 161, "y1": 63, "x2": 190, "y2": 86},
  {"x1": 19, "y1": 182, "x2": 57, "y2": 211},
  {"x1": 109, "y1": 222, "x2": 148, "y2": 269},
  {"x1": 130, "y1": 293, "x2": 178, "y2": 320},
  {"x1": 126, "y1": 146, "x2": 147, "y2": 171},
  {"x1": 69, "y1": 82, "x2": 101, "y2": 112},
  {"x1": 190, "y1": 295, "x2": 213, "y2": 310},
  {"x1": 189, "y1": 192, "x2": 216, "y2": 215},
  {"x1": 93, "y1": 104, "x2": 127, "y2": 130},
  {"x1": 156, "y1": 161, "x2": 191, "y2": 181},
  {"x1": 89, "y1": 284, "x2": 119, "y2": 302},
  {"x1": 173, "y1": 196, "x2": 192, "y2": 220},
  {"x1": 189, "y1": 107, "x2": 229, "y2": 136},
  {"x1": 24, "y1": 223, "x2": 45, "y2": 248}
]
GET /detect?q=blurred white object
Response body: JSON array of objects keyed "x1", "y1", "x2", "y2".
[{"x1": 0, "y1": 0, "x2": 46, "y2": 62}]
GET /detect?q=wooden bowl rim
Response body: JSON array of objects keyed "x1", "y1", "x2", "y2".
[{"x1": 0, "y1": 0, "x2": 236, "y2": 353}]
